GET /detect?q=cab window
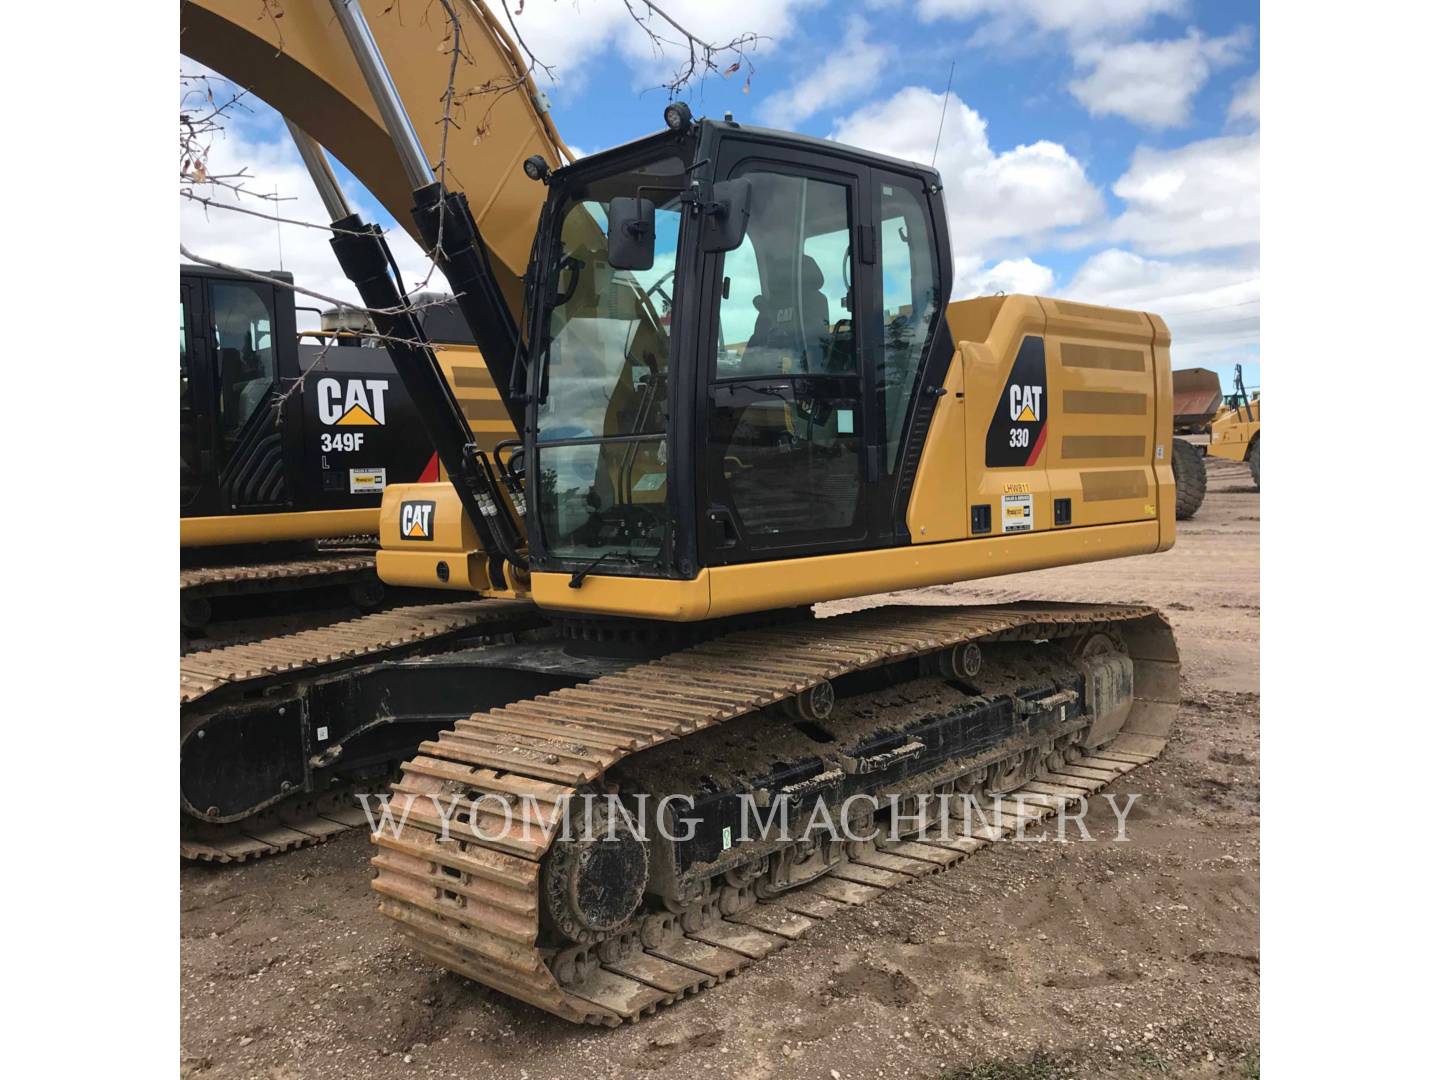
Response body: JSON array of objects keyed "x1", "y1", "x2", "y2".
[
  {"x1": 715, "y1": 172, "x2": 855, "y2": 378},
  {"x1": 209, "y1": 281, "x2": 278, "y2": 454},
  {"x1": 877, "y1": 178, "x2": 938, "y2": 471}
]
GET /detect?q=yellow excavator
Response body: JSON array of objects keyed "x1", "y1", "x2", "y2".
[{"x1": 182, "y1": 0, "x2": 1180, "y2": 1025}]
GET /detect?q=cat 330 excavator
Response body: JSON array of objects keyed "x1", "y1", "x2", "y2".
[{"x1": 182, "y1": 0, "x2": 1180, "y2": 1025}]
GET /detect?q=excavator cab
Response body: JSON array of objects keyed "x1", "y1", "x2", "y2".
[{"x1": 521, "y1": 120, "x2": 951, "y2": 595}]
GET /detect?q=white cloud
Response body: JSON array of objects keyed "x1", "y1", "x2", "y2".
[
  {"x1": 917, "y1": 0, "x2": 1187, "y2": 42},
  {"x1": 484, "y1": 0, "x2": 817, "y2": 96},
  {"x1": 1106, "y1": 133, "x2": 1259, "y2": 255},
  {"x1": 953, "y1": 255, "x2": 1056, "y2": 298},
  {"x1": 759, "y1": 17, "x2": 892, "y2": 128},
  {"x1": 1069, "y1": 28, "x2": 1250, "y2": 128},
  {"x1": 1066, "y1": 247, "x2": 1258, "y2": 366},
  {"x1": 180, "y1": 117, "x2": 432, "y2": 328},
  {"x1": 1228, "y1": 72, "x2": 1260, "y2": 124},
  {"x1": 830, "y1": 87, "x2": 1105, "y2": 260}
]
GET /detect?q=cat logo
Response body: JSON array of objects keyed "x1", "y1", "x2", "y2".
[
  {"x1": 1010, "y1": 384, "x2": 1043, "y2": 423},
  {"x1": 985, "y1": 335, "x2": 1049, "y2": 468},
  {"x1": 317, "y1": 377, "x2": 389, "y2": 426},
  {"x1": 399, "y1": 499, "x2": 436, "y2": 541}
]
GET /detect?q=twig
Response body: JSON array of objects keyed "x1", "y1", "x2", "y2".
[
  {"x1": 271, "y1": 337, "x2": 337, "y2": 421},
  {"x1": 180, "y1": 244, "x2": 458, "y2": 318},
  {"x1": 181, "y1": 189, "x2": 373, "y2": 235},
  {"x1": 619, "y1": 0, "x2": 763, "y2": 97}
]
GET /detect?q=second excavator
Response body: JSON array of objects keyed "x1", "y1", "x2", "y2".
[{"x1": 182, "y1": 0, "x2": 1181, "y2": 1025}]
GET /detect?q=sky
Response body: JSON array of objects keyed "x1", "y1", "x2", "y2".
[{"x1": 180, "y1": 0, "x2": 1260, "y2": 389}]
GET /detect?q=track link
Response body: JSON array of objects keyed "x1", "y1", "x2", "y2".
[
  {"x1": 181, "y1": 600, "x2": 529, "y2": 706},
  {"x1": 180, "y1": 790, "x2": 377, "y2": 864},
  {"x1": 180, "y1": 551, "x2": 375, "y2": 593},
  {"x1": 369, "y1": 602, "x2": 1178, "y2": 1024}
]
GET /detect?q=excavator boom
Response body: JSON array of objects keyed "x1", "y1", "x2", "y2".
[{"x1": 183, "y1": 0, "x2": 568, "y2": 290}]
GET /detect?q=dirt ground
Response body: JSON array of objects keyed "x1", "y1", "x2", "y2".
[{"x1": 181, "y1": 459, "x2": 1259, "y2": 1080}]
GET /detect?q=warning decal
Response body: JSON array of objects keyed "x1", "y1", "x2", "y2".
[
  {"x1": 1001, "y1": 492, "x2": 1034, "y2": 533},
  {"x1": 985, "y1": 335, "x2": 1049, "y2": 468},
  {"x1": 348, "y1": 467, "x2": 386, "y2": 494}
]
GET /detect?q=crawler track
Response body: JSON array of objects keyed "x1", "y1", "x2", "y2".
[
  {"x1": 180, "y1": 546, "x2": 385, "y2": 641},
  {"x1": 370, "y1": 601, "x2": 1178, "y2": 1024},
  {"x1": 181, "y1": 550, "x2": 376, "y2": 603},
  {"x1": 182, "y1": 600, "x2": 540, "y2": 864}
]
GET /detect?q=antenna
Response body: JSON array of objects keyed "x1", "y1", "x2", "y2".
[{"x1": 931, "y1": 60, "x2": 955, "y2": 168}]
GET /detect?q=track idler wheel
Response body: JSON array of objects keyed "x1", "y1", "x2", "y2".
[
  {"x1": 784, "y1": 680, "x2": 835, "y2": 723},
  {"x1": 541, "y1": 797, "x2": 650, "y2": 946},
  {"x1": 939, "y1": 643, "x2": 983, "y2": 681}
]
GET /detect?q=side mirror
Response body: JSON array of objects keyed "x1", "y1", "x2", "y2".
[
  {"x1": 607, "y1": 197, "x2": 655, "y2": 271},
  {"x1": 701, "y1": 178, "x2": 753, "y2": 253}
]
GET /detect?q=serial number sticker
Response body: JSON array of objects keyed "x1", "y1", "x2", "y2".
[
  {"x1": 1001, "y1": 492, "x2": 1034, "y2": 533},
  {"x1": 349, "y1": 467, "x2": 386, "y2": 494},
  {"x1": 1003, "y1": 482, "x2": 1031, "y2": 494},
  {"x1": 721, "y1": 827, "x2": 733, "y2": 851}
]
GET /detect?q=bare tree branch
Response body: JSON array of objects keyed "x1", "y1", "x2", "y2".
[
  {"x1": 181, "y1": 189, "x2": 372, "y2": 236},
  {"x1": 180, "y1": 244, "x2": 460, "y2": 319},
  {"x1": 181, "y1": 1, "x2": 765, "y2": 319},
  {"x1": 618, "y1": 0, "x2": 763, "y2": 97},
  {"x1": 270, "y1": 337, "x2": 336, "y2": 419},
  {"x1": 180, "y1": 73, "x2": 254, "y2": 186}
]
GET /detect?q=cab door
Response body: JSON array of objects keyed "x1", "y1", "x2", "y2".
[
  {"x1": 204, "y1": 275, "x2": 290, "y2": 513},
  {"x1": 698, "y1": 147, "x2": 878, "y2": 564}
]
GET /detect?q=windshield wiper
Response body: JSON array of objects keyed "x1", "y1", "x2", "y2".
[{"x1": 568, "y1": 549, "x2": 639, "y2": 589}]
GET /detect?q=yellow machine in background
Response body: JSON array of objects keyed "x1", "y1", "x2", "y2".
[
  {"x1": 1208, "y1": 366, "x2": 1261, "y2": 489},
  {"x1": 179, "y1": 260, "x2": 512, "y2": 632}
]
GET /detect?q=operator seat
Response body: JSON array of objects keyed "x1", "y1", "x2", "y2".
[
  {"x1": 740, "y1": 255, "x2": 832, "y2": 375},
  {"x1": 795, "y1": 254, "x2": 831, "y2": 370}
]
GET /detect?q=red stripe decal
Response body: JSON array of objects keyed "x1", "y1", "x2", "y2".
[
  {"x1": 418, "y1": 452, "x2": 439, "y2": 484},
  {"x1": 1024, "y1": 423, "x2": 1048, "y2": 467}
]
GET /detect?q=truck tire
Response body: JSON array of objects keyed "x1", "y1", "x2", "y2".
[
  {"x1": 1248, "y1": 436, "x2": 1260, "y2": 491},
  {"x1": 1173, "y1": 438, "x2": 1207, "y2": 520}
]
